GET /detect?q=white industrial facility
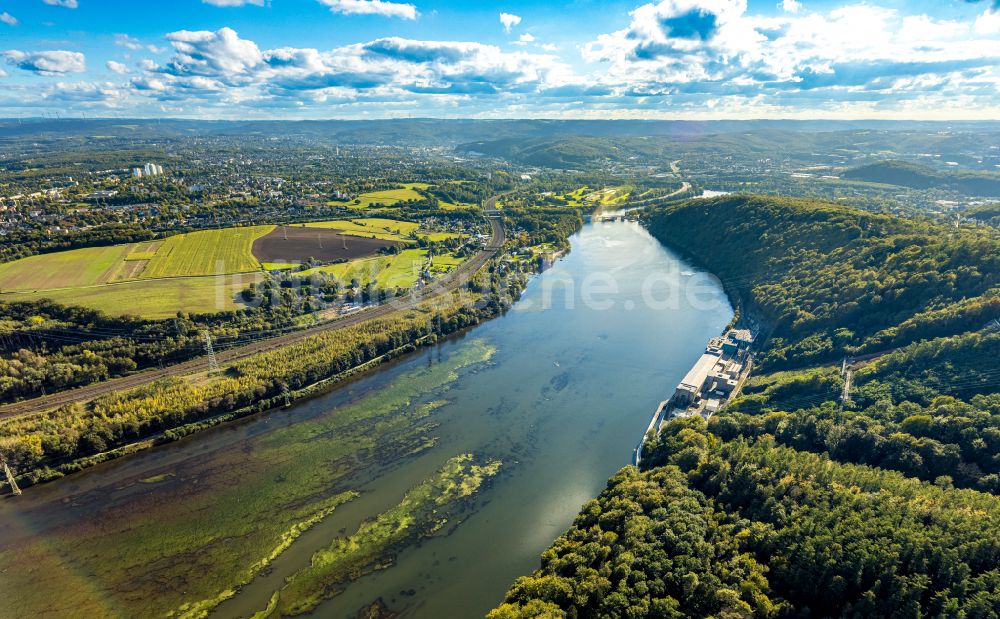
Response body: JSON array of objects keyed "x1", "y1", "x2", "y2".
[{"x1": 670, "y1": 329, "x2": 753, "y2": 411}]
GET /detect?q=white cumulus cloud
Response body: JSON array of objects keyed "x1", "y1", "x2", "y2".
[
  {"x1": 42, "y1": 0, "x2": 78, "y2": 8},
  {"x1": 318, "y1": 0, "x2": 417, "y2": 19},
  {"x1": 500, "y1": 12, "x2": 522, "y2": 33},
  {"x1": 114, "y1": 34, "x2": 144, "y2": 50},
  {"x1": 164, "y1": 27, "x2": 264, "y2": 80},
  {"x1": 583, "y1": 0, "x2": 1000, "y2": 100},
  {"x1": 975, "y1": 8, "x2": 1000, "y2": 35},
  {"x1": 3, "y1": 50, "x2": 86, "y2": 75},
  {"x1": 129, "y1": 27, "x2": 577, "y2": 110},
  {"x1": 106, "y1": 60, "x2": 129, "y2": 74},
  {"x1": 780, "y1": 0, "x2": 801, "y2": 14},
  {"x1": 0, "y1": 11, "x2": 17, "y2": 26}
]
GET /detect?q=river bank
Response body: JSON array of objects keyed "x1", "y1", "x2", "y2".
[{"x1": 0, "y1": 219, "x2": 733, "y2": 618}]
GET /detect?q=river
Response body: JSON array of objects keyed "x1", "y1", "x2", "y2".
[{"x1": 0, "y1": 220, "x2": 732, "y2": 619}]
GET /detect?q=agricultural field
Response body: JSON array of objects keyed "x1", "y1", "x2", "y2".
[
  {"x1": 0, "y1": 241, "x2": 166, "y2": 292},
  {"x1": 2, "y1": 273, "x2": 263, "y2": 319},
  {"x1": 141, "y1": 226, "x2": 273, "y2": 279},
  {"x1": 0, "y1": 218, "x2": 459, "y2": 318},
  {"x1": 0, "y1": 244, "x2": 131, "y2": 292},
  {"x1": 0, "y1": 225, "x2": 269, "y2": 318},
  {"x1": 333, "y1": 184, "x2": 430, "y2": 209},
  {"x1": 304, "y1": 218, "x2": 420, "y2": 241},
  {"x1": 253, "y1": 226, "x2": 400, "y2": 264}
]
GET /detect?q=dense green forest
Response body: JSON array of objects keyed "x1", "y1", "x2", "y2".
[
  {"x1": 719, "y1": 329, "x2": 1000, "y2": 493},
  {"x1": 842, "y1": 160, "x2": 1000, "y2": 195},
  {"x1": 965, "y1": 203, "x2": 1000, "y2": 228},
  {"x1": 643, "y1": 194, "x2": 1000, "y2": 369},
  {"x1": 492, "y1": 194, "x2": 1000, "y2": 617},
  {"x1": 492, "y1": 420, "x2": 1000, "y2": 618}
]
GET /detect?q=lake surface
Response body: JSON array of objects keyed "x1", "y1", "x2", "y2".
[{"x1": 0, "y1": 220, "x2": 731, "y2": 618}]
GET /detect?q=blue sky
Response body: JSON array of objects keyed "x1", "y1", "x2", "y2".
[{"x1": 1, "y1": 0, "x2": 999, "y2": 119}]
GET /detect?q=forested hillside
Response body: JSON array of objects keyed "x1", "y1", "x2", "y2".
[
  {"x1": 492, "y1": 195, "x2": 1000, "y2": 617},
  {"x1": 966, "y1": 203, "x2": 1000, "y2": 228},
  {"x1": 459, "y1": 137, "x2": 633, "y2": 169},
  {"x1": 492, "y1": 421, "x2": 1000, "y2": 618},
  {"x1": 842, "y1": 160, "x2": 1000, "y2": 195},
  {"x1": 643, "y1": 194, "x2": 1000, "y2": 369}
]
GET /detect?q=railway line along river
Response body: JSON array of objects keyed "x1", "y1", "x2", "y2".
[{"x1": 0, "y1": 219, "x2": 732, "y2": 619}]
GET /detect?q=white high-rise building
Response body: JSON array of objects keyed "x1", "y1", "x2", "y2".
[{"x1": 142, "y1": 163, "x2": 164, "y2": 177}]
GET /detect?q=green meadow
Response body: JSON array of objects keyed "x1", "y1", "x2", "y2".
[
  {"x1": 140, "y1": 225, "x2": 273, "y2": 278},
  {"x1": 1, "y1": 273, "x2": 264, "y2": 319}
]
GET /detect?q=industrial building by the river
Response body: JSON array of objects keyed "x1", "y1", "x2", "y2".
[
  {"x1": 634, "y1": 328, "x2": 754, "y2": 465},
  {"x1": 670, "y1": 329, "x2": 753, "y2": 416}
]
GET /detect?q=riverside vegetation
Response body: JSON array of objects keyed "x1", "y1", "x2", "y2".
[
  {"x1": 0, "y1": 288, "x2": 502, "y2": 485},
  {"x1": 0, "y1": 340, "x2": 501, "y2": 619},
  {"x1": 0, "y1": 182, "x2": 589, "y2": 485},
  {"x1": 491, "y1": 194, "x2": 1000, "y2": 617}
]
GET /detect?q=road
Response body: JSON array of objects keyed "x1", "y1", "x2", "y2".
[
  {"x1": 621, "y1": 182, "x2": 692, "y2": 208},
  {"x1": 620, "y1": 161, "x2": 692, "y2": 208},
  {"x1": 0, "y1": 206, "x2": 505, "y2": 419}
]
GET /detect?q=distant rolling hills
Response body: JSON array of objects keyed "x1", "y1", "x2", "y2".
[{"x1": 842, "y1": 160, "x2": 1000, "y2": 195}]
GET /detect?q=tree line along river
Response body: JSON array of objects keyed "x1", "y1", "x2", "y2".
[{"x1": 0, "y1": 218, "x2": 732, "y2": 619}]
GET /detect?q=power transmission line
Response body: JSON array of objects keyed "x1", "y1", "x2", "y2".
[{"x1": 203, "y1": 329, "x2": 220, "y2": 375}]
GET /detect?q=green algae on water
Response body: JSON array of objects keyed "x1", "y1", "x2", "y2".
[
  {"x1": 260, "y1": 453, "x2": 503, "y2": 617},
  {"x1": 0, "y1": 340, "x2": 497, "y2": 619}
]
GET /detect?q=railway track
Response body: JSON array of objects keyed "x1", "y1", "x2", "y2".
[{"x1": 0, "y1": 211, "x2": 505, "y2": 419}]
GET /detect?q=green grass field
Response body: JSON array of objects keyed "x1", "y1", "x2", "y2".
[
  {"x1": 299, "y1": 256, "x2": 393, "y2": 285},
  {"x1": 326, "y1": 183, "x2": 475, "y2": 210},
  {"x1": 140, "y1": 226, "x2": 272, "y2": 279},
  {"x1": 586, "y1": 186, "x2": 632, "y2": 205},
  {"x1": 299, "y1": 249, "x2": 430, "y2": 288},
  {"x1": 335, "y1": 184, "x2": 429, "y2": 209},
  {"x1": 1, "y1": 273, "x2": 263, "y2": 319},
  {"x1": 436, "y1": 202, "x2": 474, "y2": 210},
  {"x1": 428, "y1": 252, "x2": 463, "y2": 275},
  {"x1": 0, "y1": 244, "x2": 134, "y2": 292},
  {"x1": 560, "y1": 186, "x2": 591, "y2": 205},
  {"x1": 261, "y1": 262, "x2": 299, "y2": 271},
  {"x1": 380, "y1": 249, "x2": 430, "y2": 287},
  {"x1": 296, "y1": 247, "x2": 467, "y2": 289},
  {"x1": 421, "y1": 231, "x2": 461, "y2": 242}
]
